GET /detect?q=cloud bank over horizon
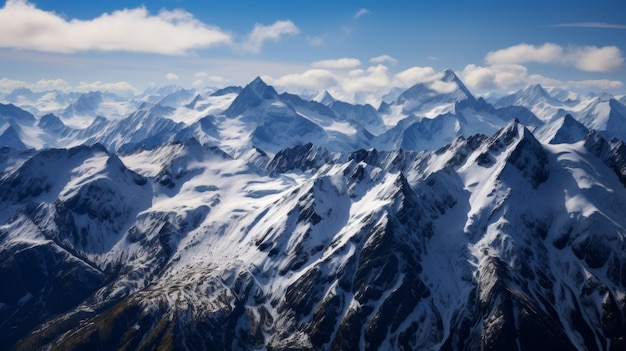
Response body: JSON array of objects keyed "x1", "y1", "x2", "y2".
[{"x1": 485, "y1": 43, "x2": 624, "y2": 73}]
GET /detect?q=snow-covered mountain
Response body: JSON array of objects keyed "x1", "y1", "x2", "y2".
[
  {"x1": 496, "y1": 85, "x2": 626, "y2": 142},
  {"x1": 2, "y1": 72, "x2": 625, "y2": 157},
  {"x1": 2, "y1": 71, "x2": 626, "y2": 350}
]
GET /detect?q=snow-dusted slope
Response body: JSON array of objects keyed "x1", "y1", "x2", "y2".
[
  {"x1": 2, "y1": 72, "x2": 626, "y2": 350},
  {"x1": 1, "y1": 119, "x2": 626, "y2": 350},
  {"x1": 496, "y1": 85, "x2": 626, "y2": 143}
]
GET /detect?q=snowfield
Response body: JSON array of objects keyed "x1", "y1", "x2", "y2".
[{"x1": 1, "y1": 72, "x2": 626, "y2": 350}]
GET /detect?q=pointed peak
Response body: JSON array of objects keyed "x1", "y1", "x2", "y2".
[
  {"x1": 545, "y1": 114, "x2": 589, "y2": 145},
  {"x1": 249, "y1": 76, "x2": 268, "y2": 88},
  {"x1": 225, "y1": 77, "x2": 279, "y2": 116},
  {"x1": 442, "y1": 68, "x2": 458, "y2": 81},
  {"x1": 562, "y1": 113, "x2": 577, "y2": 124},
  {"x1": 313, "y1": 90, "x2": 336, "y2": 105},
  {"x1": 489, "y1": 118, "x2": 527, "y2": 147},
  {"x1": 378, "y1": 100, "x2": 391, "y2": 114},
  {"x1": 526, "y1": 83, "x2": 547, "y2": 92},
  {"x1": 520, "y1": 84, "x2": 550, "y2": 99},
  {"x1": 243, "y1": 76, "x2": 277, "y2": 97},
  {"x1": 10, "y1": 87, "x2": 34, "y2": 94}
]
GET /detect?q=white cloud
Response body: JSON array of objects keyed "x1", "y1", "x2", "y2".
[
  {"x1": 393, "y1": 66, "x2": 439, "y2": 87},
  {"x1": 32, "y1": 79, "x2": 71, "y2": 91},
  {"x1": 0, "y1": 0, "x2": 232, "y2": 55},
  {"x1": 460, "y1": 63, "x2": 623, "y2": 92},
  {"x1": 486, "y1": 43, "x2": 562, "y2": 65},
  {"x1": 243, "y1": 20, "x2": 299, "y2": 53},
  {"x1": 267, "y1": 63, "x2": 400, "y2": 103},
  {"x1": 76, "y1": 81, "x2": 138, "y2": 94},
  {"x1": 485, "y1": 43, "x2": 624, "y2": 72},
  {"x1": 354, "y1": 8, "x2": 370, "y2": 20},
  {"x1": 312, "y1": 58, "x2": 361, "y2": 69},
  {"x1": 0, "y1": 77, "x2": 28, "y2": 92},
  {"x1": 342, "y1": 65, "x2": 391, "y2": 93},
  {"x1": 565, "y1": 79, "x2": 623, "y2": 90},
  {"x1": 461, "y1": 64, "x2": 531, "y2": 91},
  {"x1": 208, "y1": 76, "x2": 227, "y2": 83},
  {"x1": 459, "y1": 64, "x2": 496, "y2": 90},
  {"x1": 571, "y1": 46, "x2": 623, "y2": 72},
  {"x1": 269, "y1": 69, "x2": 338, "y2": 89},
  {"x1": 370, "y1": 55, "x2": 398, "y2": 65},
  {"x1": 192, "y1": 73, "x2": 228, "y2": 87},
  {"x1": 0, "y1": 77, "x2": 137, "y2": 94},
  {"x1": 428, "y1": 80, "x2": 459, "y2": 94},
  {"x1": 166, "y1": 73, "x2": 179, "y2": 81}
]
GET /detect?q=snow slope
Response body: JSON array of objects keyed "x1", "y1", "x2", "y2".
[
  {"x1": 1, "y1": 71, "x2": 626, "y2": 350},
  {"x1": 1, "y1": 120, "x2": 626, "y2": 350}
]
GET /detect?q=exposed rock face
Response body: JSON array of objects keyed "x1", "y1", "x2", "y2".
[
  {"x1": 1, "y1": 120, "x2": 626, "y2": 350},
  {"x1": 3, "y1": 75, "x2": 626, "y2": 350}
]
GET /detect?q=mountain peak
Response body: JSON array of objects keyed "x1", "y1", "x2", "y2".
[
  {"x1": 224, "y1": 77, "x2": 279, "y2": 116},
  {"x1": 248, "y1": 76, "x2": 272, "y2": 93},
  {"x1": 395, "y1": 69, "x2": 475, "y2": 113},
  {"x1": 313, "y1": 90, "x2": 336, "y2": 106},
  {"x1": 442, "y1": 68, "x2": 458, "y2": 81},
  {"x1": 0, "y1": 125, "x2": 27, "y2": 149},
  {"x1": 523, "y1": 84, "x2": 549, "y2": 96}
]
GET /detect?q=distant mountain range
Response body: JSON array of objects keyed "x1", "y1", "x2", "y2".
[
  {"x1": 1, "y1": 70, "x2": 626, "y2": 350},
  {"x1": 1, "y1": 70, "x2": 625, "y2": 155}
]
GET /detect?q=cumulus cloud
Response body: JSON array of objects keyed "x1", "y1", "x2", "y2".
[
  {"x1": 32, "y1": 79, "x2": 71, "y2": 91},
  {"x1": 312, "y1": 58, "x2": 361, "y2": 69},
  {"x1": 393, "y1": 66, "x2": 439, "y2": 87},
  {"x1": 459, "y1": 64, "x2": 496, "y2": 90},
  {"x1": 192, "y1": 72, "x2": 228, "y2": 87},
  {"x1": 564, "y1": 79, "x2": 623, "y2": 90},
  {"x1": 342, "y1": 64, "x2": 391, "y2": 93},
  {"x1": 0, "y1": 76, "x2": 140, "y2": 94},
  {"x1": 354, "y1": 8, "x2": 370, "y2": 19},
  {"x1": 76, "y1": 81, "x2": 138, "y2": 94},
  {"x1": 485, "y1": 43, "x2": 624, "y2": 72},
  {"x1": 462, "y1": 64, "x2": 533, "y2": 91},
  {"x1": 370, "y1": 55, "x2": 398, "y2": 65},
  {"x1": 0, "y1": 77, "x2": 28, "y2": 92},
  {"x1": 166, "y1": 73, "x2": 179, "y2": 81},
  {"x1": 267, "y1": 63, "x2": 445, "y2": 103},
  {"x1": 429, "y1": 80, "x2": 459, "y2": 94},
  {"x1": 208, "y1": 76, "x2": 226, "y2": 83},
  {"x1": 571, "y1": 46, "x2": 624, "y2": 72},
  {"x1": 243, "y1": 20, "x2": 299, "y2": 53},
  {"x1": 0, "y1": 0, "x2": 232, "y2": 55},
  {"x1": 268, "y1": 69, "x2": 339, "y2": 89},
  {"x1": 460, "y1": 63, "x2": 623, "y2": 92}
]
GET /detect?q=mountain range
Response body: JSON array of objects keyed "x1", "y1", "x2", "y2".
[{"x1": 1, "y1": 70, "x2": 626, "y2": 350}]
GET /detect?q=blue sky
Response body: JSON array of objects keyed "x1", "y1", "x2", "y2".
[{"x1": 0, "y1": 0, "x2": 624, "y2": 101}]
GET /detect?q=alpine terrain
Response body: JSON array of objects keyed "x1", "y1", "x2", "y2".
[{"x1": 1, "y1": 70, "x2": 626, "y2": 350}]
